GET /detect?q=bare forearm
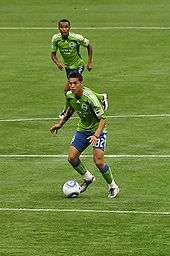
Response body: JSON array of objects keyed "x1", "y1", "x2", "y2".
[
  {"x1": 51, "y1": 52, "x2": 65, "y2": 70},
  {"x1": 87, "y1": 118, "x2": 106, "y2": 145},
  {"x1": 87, "y1": 44, "x2": 93, "y2": 63},
  {"x1": 50, "y1": 107, "x2": 74, "y2": 134},
  {"x1": 51, "y1": 52, "x2": 60, "y2": 65},
  {"x1": 59, "y1": 108, "x2": 74, "y2": 127},
  {"x1": 86, "y1": 44, "x2": 93, "y2": 71},
  {"x1": 94, "y1": 118, "x2": 106, "y2": 138}
]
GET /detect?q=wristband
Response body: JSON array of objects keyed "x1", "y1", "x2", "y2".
[{"x1": 94, "y1": 134, "x2": 99, "y2": 139}]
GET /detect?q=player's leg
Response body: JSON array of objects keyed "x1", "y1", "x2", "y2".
[
  {"x1": 68, "y1": 131, "x2": 95, "y2": 193},
  {"x1": 93, "y1": 133, "x2": 119, "y2": 198},
  {"x1": 68, "y1": 146, "x2": 92, "y2": 177}
]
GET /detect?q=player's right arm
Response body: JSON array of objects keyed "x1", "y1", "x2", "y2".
[
  {"x1": 51, "y1": 34, "x2": 64, "y2": 70},
  {"x1": 50, "y1": 107, "x2": 74, "y2": 134},
  {"x1": 51, "y1": 52, "x2": 65, "y2": 70}
]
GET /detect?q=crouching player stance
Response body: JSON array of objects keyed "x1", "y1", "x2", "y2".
[{"x1": 50, "y1": 72, "x2": 119, "y2": 198}]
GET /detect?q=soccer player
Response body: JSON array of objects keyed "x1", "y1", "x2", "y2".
[
  {"x1": 51, "y1": 18, "x2": 92, "y2": 86},
  {"x1": 50, "y1": 18, "x2": 108, "y2": 116},
  {"x1": 50, "y1": 72, "x2": 119, "y2": 198}
]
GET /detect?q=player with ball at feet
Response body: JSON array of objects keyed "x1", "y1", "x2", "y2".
[{"x1": 50, "y1": 72, "x2": 119, "y2": 198}]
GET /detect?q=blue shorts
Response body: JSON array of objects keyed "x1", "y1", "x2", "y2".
[
  {"x1": 71, "y1": 131, "x2": 107, "y2": 152},
  {"x1": 65, "y1": 66, "x2": 84, "y2": 79}
]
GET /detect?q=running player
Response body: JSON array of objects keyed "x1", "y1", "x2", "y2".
[{"x1": 50, "y1": 18, "x2": 108, "y2": 117}]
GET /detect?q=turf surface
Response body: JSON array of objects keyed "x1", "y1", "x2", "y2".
[{"x1": 0, "y1": 1, "x2": 170, "y2": 255}]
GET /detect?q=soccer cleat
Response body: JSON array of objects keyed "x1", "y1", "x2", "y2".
[
  {"x1": 102, "y1": 93, "x2": 109, "y2": 111},
  {"x1": 80, "y1": 176, "x2": 95, "y2": 193},
  {"x1": 108, "y1": 186, "x2": 120, "y2": 198}
]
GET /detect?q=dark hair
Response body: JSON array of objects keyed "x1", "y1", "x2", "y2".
[
  {"x1": 58, "y1": 19, "x2": 70, "y2": 26},
  {"x1": 68, "y1": 72, "x2": 83, "y2": 82}
]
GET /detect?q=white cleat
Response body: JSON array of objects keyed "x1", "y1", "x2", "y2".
[
  {"x1": 108, "y1": 186, "x2": 120, "y2": 198},
  {"x1": 80, "y1": 176, "x2": 95, "y2": 193}
]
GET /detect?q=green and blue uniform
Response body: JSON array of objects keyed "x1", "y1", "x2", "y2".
[
  {"x1": 51, "y1": 32, "x2": 89, "y2": 77},
  {"x1": 65, "y1": 87, "x2": 107, "y2": 152}
]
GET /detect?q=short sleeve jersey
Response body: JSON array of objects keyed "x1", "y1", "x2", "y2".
[
  {"x1": 65, "y1": 87, "x2": 107, "y2": 132},
  {"x1": 51, "y1": 32, "x2": 89, "y2": 69}
]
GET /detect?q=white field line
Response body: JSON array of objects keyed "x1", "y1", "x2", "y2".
[
  {"x1": 1, "y1": 26, "x2": 170, "y2": 30},
  {"x1": 0, "y1": 114, "x2": 170, "y2": 122},
  {"x1": 0, "y1": 208, "x2": 169, "y2": 215},
  {"x1": 0, "y1": 154, "x2": 170, "y2": 158}
]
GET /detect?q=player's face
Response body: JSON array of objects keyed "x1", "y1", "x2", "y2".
[
  {"x1": 69, "y1": 78, "x2": 83, "y2": 96},
  {"x1": 58, "y1": 22, "x2": 70, "y2": 38}
]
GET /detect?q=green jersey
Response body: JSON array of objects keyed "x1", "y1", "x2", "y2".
[
  {"x1": 66, "y1": 87, "x2": 107, "y2": 132},
  {"x1": 51, "y1": 32, "x2": 89, "y2": 69}
]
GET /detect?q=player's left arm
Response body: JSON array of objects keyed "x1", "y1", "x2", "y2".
[
  {"x1": 87, "y1": 92, "x2": 106, "y2": 145},
  {"x1": 94, "y1": 117, "x2": 106, "y2": 138},
  {"x1": 77, "y1": 34, "x2": 93, "y2": 71},
  {"x1": 86, "y1": 44, "x2": 93, "y2": 71},
  {"x1": 88, "y1": 117, "x2": 106, "y2": 145}
]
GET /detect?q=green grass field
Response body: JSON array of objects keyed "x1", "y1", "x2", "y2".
[{"x1": 0, "y1": 1, "x2": 170, "y2": 255}]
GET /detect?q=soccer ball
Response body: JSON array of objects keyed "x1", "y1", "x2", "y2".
[{"x1": 62, "y1": 180, "x2": 80, "y2": 198}]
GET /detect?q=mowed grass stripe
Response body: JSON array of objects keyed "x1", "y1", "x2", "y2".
[{"x1": 0, "y1": 208, "x2": 169, "y2": 215}]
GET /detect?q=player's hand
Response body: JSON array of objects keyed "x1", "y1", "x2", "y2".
[
  {"x1": 50, "y1": 124, "x2": 61, "y2": 135},
  {"x1": 88, "y1": 135, "x2": 98, "y2": 146},
  {"x1": 56, "y1": 62, "x2": 65, "y2": 70},
  {"x1": 86, "y1": 62, "x2": 93, "y2": 71}
]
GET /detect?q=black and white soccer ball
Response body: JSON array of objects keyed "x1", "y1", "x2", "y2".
[{"x1": 62, "y1": 180, "x2": 80, "y2": 198}]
